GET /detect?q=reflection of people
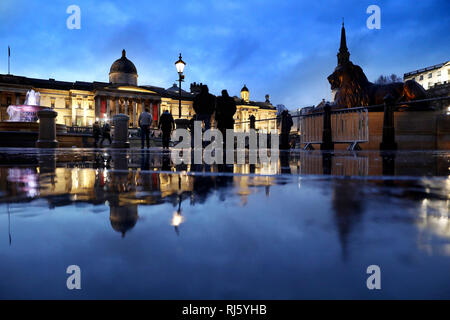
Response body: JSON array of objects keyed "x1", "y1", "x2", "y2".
[
  {"x1": 100, "y1": 121, "x2": 112, "y2": 147},
  {"x1": 159, "y1": 110, "x2": 175, "y2": 150},
  {"x1": 138, "y1": 108, "x2": 153, "y2": 149},
  {"x1": 193, "y1": 85, "x2": 216, "y2": 131},
  {"x1": 93, "y1": 121, "x2": 101, "y2": 148},
  {"x1": 216, "y1": 89, "x2": 236, "y2": 147},
  {"x1": 280, "y1": 110, "x2": 293, "y2": 150}
]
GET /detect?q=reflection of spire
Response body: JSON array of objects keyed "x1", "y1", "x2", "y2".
[
  {"x1": 331, "y1": 181, "x2": 364, "y2": 261},
  {"x1": 337, "y1": 20, "x2": 350, "y2": 65}
]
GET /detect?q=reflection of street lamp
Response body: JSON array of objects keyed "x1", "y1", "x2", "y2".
[
  {"x1": 174, "y1": 53, "x2": 186, "y2": 119},
  {"x1": 171, "y1": 196, "x2": 184, "y2": 235}
]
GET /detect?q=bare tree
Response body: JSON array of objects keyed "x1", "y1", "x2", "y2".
[{"x1": 375, "y1": 74, "x2": 402, "y2": 84}]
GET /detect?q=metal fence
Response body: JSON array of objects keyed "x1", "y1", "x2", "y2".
[
  {"x1": 299, "y1": 107, "x2": 369, "y2": 148},
  {"x1": 331, "y1": 107, "x2": 369, "y2": 144},
  {"x1": 66, "y1": 126, "x2": 93, "y2": 134}
]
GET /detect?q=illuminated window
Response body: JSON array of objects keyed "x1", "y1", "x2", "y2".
[{"x1": 50, "y1": 97, "x2": 55, "y2": 108}]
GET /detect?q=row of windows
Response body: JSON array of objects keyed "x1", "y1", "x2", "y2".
[{"x1": 413, "y1": 70, "x2": 445, "y2": 81}]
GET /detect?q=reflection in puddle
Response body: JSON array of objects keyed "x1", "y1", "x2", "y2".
[{"x1": 0, "y1": 149, "x2": 449, "y2": 298}]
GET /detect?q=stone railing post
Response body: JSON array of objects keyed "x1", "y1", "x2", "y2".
[
  {"x1": 321, "y1": 102, "x2": 334, "y2": 150},
  {"x1": 111, "y1": 114, "x2": 130, "y2": 148},
  {"x1": 380, "y1": 94, "x2": 398, "y2": 150},
  {"x1": 36, "y1": 109, "x2": 58, "y2": 148}
]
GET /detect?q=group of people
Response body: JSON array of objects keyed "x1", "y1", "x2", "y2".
[
  {"x1": 93, "y1": 121, "x2": 111, "y2": 148},
  {"x1": 92, "y1": 84, "x2": 293, "y2": 150},
  {"x1": 139, "y1": 84, "x2": 237, "y2": 150},
  {"x1": 138, "y1": 107, "x2": 176, "y2": 150}
]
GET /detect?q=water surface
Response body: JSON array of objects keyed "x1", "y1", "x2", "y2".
[{"x1": 0, "y1": 149, "x2": 449, "y2": 299}]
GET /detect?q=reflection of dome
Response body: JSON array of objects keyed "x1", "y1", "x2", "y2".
[
  {"x1": 109, "y1": 49, "x2": 138, "y2": 86},
  {"x1": 109, "y1": 205, "x2": 138, "y2": 238}
]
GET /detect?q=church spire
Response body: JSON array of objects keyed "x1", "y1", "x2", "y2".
[{"x1": 337, "y1": 20, "x2": 350, "y2": 65}]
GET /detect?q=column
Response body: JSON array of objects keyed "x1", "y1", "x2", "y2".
[
  {"x1": 71, "y1": 97, "x2": 76, "y2": 125},
  {"x1": 94, "y1": 96, "x2": 101, "y2": 121},
  {"x1": 83, "y1": 99, "x2": 88, "y2": 126},
  {"x1": 132, "y1": 100, "x2": 137, "y2": 127},
  {"x1": 124, "y1": 99, "x2": 129, "y2": 116},
  {"x1": 111, "y1": 97, "x2": 119, "y2": 119},
  {"x1": 106, "y1": 97, "x2": 111, "y2": 120}
]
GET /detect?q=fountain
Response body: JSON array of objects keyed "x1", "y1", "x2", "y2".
[
  {"x1": 0, "y1": 89, "x2": 69, "y2": 147},
  {"x1": 6, "y1": 89, "x2": 46, "y2": 122}
]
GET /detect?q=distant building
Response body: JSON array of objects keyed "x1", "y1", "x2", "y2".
[
  {"x1": 404, "y1": 61, "x2": 450, "y2": 90},
  {"x1": 232, "y1": 85, "x2": 278, "y2": 133},
  {"x1": 0, "y1": 50, "x2": 277, "y2": 131},
  {"x1": 404, "y1": 61, "x2": 450, "y2": 114}
]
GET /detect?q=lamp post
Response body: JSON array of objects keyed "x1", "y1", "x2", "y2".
[{"x1": 175, "y1": 53, "x2": 186, "y2": 119}]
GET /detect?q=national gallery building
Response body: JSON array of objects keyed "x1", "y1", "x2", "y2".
[{"x1": 0, "y1": 50, "x2": 277, "y2": 132}]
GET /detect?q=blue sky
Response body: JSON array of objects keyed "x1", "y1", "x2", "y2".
[{"x1": 0, "y1": 0, "x2": 448, "y2": 109}]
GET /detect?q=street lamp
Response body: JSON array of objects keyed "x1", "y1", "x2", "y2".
[{"x1": 175, "y1": 53, "x2": 186, "y2": 119}]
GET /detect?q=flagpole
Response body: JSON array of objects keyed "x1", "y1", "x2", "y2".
[{"x1": 8, "y1": 46, "x2": 10, "y2": 75}]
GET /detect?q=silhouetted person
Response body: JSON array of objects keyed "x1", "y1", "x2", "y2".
[
  {"x1": 100, "y1": 121, "x2": 112, "y2": 147},
  {"x1": 249, "y1": 115, "x2": 256, "y2": 130},
  {"x1": 93, "y1": 121, "x2": 101, "y2": 148},
  {"x1": 193, "y1": 85, "x2": 216, "y2": 131},
  {"x1": 216, "y1": 89, "x2": 236, "y2": 148},
  {"x1": 280, "y1": 110, "x2": 293, "y2": 150},
  {"x1": 138, "y1": 108, "x2": 153, "y2": 149},
  {"x1": 159, "y1": 110, "x2": 175, "y2": 150}
]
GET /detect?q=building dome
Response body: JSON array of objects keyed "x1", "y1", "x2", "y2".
[
  {"x1": 240, "y1": 84, "x2": 249, "y2": 102},
  {"x1": 109, "y1": 49, "x2": 138, "y2": 86}
]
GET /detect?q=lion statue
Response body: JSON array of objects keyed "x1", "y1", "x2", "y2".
[{"x1": 327, "y1": 62, "x2": 428, "y2": 109}]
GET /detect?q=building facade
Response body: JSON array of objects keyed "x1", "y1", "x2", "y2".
[
  {"x1": 233, "y1": 85, "x2": 278, "y2": 133},
  {"x1": 0, "y1": 50, "x2": 277, "y2": 131},
  {"x1": 404, "y1": 61, "x2": 450, "y2": 114},
  {"x1": 404, "y1": 61, "x2": 450, "y2": 90}
]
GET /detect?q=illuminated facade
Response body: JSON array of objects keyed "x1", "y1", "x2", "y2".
[
  {"x1": 0, "y1": 50, "x2": 276, "y2": 131},
  {"x1": 233, "y1": 85, "x2": 278, "y2": 133},
  {"x1": 404, "y1": 61, "x2": 450, "y2": 90}
]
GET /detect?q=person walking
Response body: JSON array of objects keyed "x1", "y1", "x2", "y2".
[
  {"x1": 193, "y1": 85, "x2": 216, "y2": 131},
  {"x1": 138, "y1": 108, "x2": 153, "y2": 149},
  {"x1": 100, "y1": 121, "x2": 112, "y2": 147},
  {"x1": 93, "y1": 121, "x2": 101, "y2": 148},
  {"x1": 159, "y1": 110, "x2": 175, "y2": 150},
  {"x1": 216, "y1": 89, "x2": 236, "y2": 148}
]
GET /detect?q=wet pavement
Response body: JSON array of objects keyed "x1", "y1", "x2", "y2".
[{"x1": 0, "y1": 148, "x2": 449, "y2": 299}]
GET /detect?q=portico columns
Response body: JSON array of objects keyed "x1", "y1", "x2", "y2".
[
  {"x1": 71, "y1": 98, "x2": 76, "y2": 125},
  {"x1": 94, "y1": 96, "x2": 101, "y2": 120},
  {"x1": 132, "y1": 100, "x2": 137, "y2": 127},
  {"x1": 124, "y1": 99, "x2": 129, "y2": 116},
  {"x1": 115, "y1": 98, "x2": 119, "y2": 115},
  {"x1": 106, "y1": 97, "x2": 111, "y2": 120}
]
